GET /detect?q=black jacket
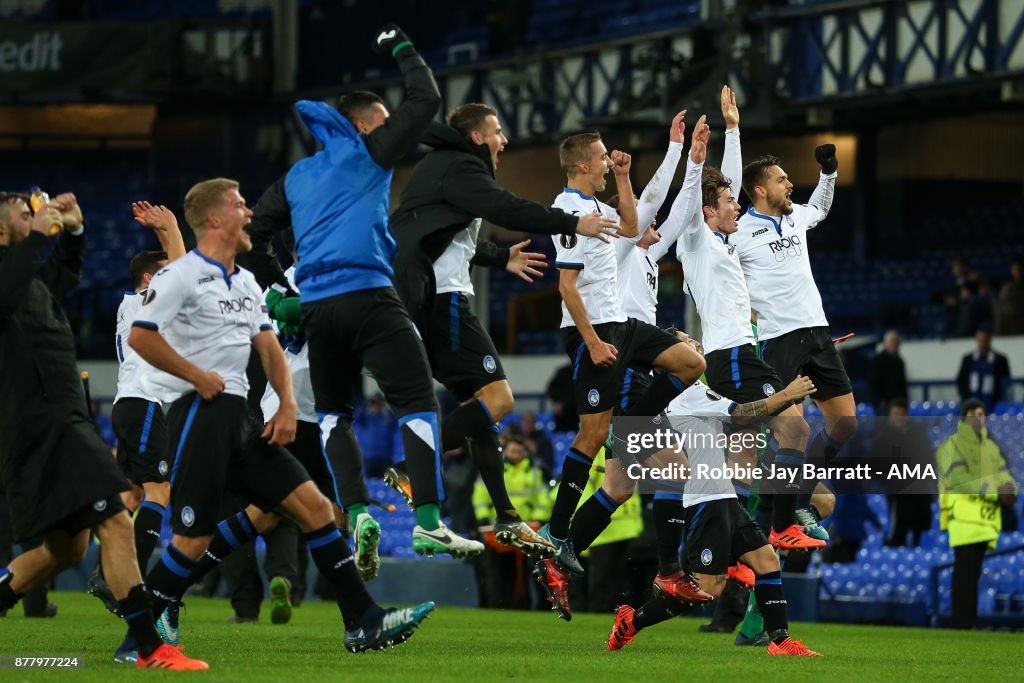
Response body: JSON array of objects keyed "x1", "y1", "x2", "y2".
[
  {"x1": 391, "y1": 121, "x2": 578, "y2": 325},
  {"x1": 0, "y1": 231, "x2": 91, "y2": 456},
  {"x1": 242, "y1": 47, "x2": 440, "y2": 292}
]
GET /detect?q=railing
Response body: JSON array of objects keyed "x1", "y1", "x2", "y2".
[{"x1": 929, "y1": 543, "x2": 1024, "y2": 628}]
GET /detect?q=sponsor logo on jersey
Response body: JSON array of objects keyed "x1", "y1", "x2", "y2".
[
  {"x1": 763, "y1": 383, "x2": 776, "y2": 397},
  {"x1": 181, "y1": 506, "x2": 195, "y2": 527},
  {"x1": 701, "y1": 548, "x2": 713, "y2": 566},
  {"x1": 752, "y1": 227, "x2": 769, "y2": 237},
  {"x1": 587, "y1": 388, "x2": 600, "y2": 406},
  {"x1": 218, "y1": 296, "x2": 256, "y2": 314},
  {"x1": 483, "y1": 355, "x2": 497, "y2": 373},
  {"x1": 767, "y1": 234, "x2": 802, "y2": 262},
  {"x1": 197, "y1": 276, "x2": 215, "y2": 284}
]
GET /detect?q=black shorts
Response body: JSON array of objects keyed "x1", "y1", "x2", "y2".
[
  {"x1": 683, "y1": 497, "x2": 769, "y2": 575},
  {"x1": 426, "y1": 292, "x2": 506, "y2": 401},
  {"x1": 166, "y1": 393, "x2": 310, "y2": 537},
  {"x1": 704, "y1": 344, "x2": 790, "y2": 410},
  {"x1": 287, "y1": 419, "x2": 335, "y2": 505},
  {"x1": 49, "y1": 495, "x2": 127, "y2": 539},
  {"x1": 760, "y1": 327, "x2": 853, "y2": 401},
  {"x1": 562, "y1": 319, "x2": 678, "y2": 415},
  {"x1": 112, "y1": 398, "x2": 170, "y2": 485},
  {"x1": 303, "y1": 287, "x2": 437, "y2": 418}
]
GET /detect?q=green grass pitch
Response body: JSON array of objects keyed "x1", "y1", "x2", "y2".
[{"x1": 2, "y1": 591, "x2": 1022, "y2": 681}]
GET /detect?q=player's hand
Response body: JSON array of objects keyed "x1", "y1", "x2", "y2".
[
  {"x1": 588, "y1": 340, "x2": 618, "y2": 367},
  {"x1": 669, "y1": 109, "x2": 687, "y2": 144},
  {"x1": 51, "y1": 192, "x2": 83, "y2": 230},
  {"x1": 372, "y1": 24, "x2": 412, "y2": 56},
  {"x1": 689, "y1": 114, "x2": 710, "y2": 164},
  {"x1": 263, "y1": 402, "x2": 297, "y2": 446},
  {"x1": 132, "y1": 201, "x2": 180, "y2": 234},
  {"x1": 782, "y1": 375, "x2": 816, "y2": 401},
  {"x1": 193, "y1": 370, "x2": 225, "y2": 401},
  {"x1": 720, "y1": 85, "x2": 739, "y2": 129},
  {"x1": 576, "y1": 213, "x2": 620, "y2": 243},
  {"x1": 505, "y1": 239, "x2": 547, "y2": 283},
  {"x1": 610, "y1": 150, "x2": 632, "y2": 177},
  {"x1": 815, "y1": 143, "x2": 838, "y2": 174},
  {"x1": 30, "y1": 204, "x2": 63, "y2": 236}
]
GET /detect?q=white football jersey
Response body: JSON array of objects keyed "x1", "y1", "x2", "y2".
[
  {"x1": 114, "y1": 291, "x2": 175, "y2": 405},
  {"x1": 672, "y1": 157, "x2": 756, "y2": 354},
  {"x1": 260, "y1": 267, "x2": 316, "y2": 424},
  {"x1": 664, "y1": 380, "x2": 737, "y2": 507},
  {"x1": 552, "y1": 188, "x2": 626, "y2": 328},
  {"x1": 732, "y1": 171, "x2": 836, "y2": 341},
  {"x1": 133, "y1": 250, "x2": 274, "y2": 402},
  {"x1": 433, "y1": 218, "x2": 482, "y2": 296}
]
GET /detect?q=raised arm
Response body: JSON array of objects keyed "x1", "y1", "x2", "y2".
[
  {"x1": 363, "y1": 27, "x2": 441, "y2": 170},
  {"x1": 672, "y1": 115, "x2": 710, "y2": 259},
  {"x1": 610, "y1": 151, "x2": 638, "y2": 238},
  {"x1": 645, "y1": 113, "x2": 690, "y2": 262},
  {"x1": 804, "y1": 144, "x2": 837, "y2": 228},
  {"x1": 719, "y1": 85, "x2": 743, "y2": 201},
  {"x1": 36, "y1": 193, "x2": 85, "y2": 299},
  {"x1": 132, "y1": 201, "x2": 186, "y2": 262},
  {"x1": 636, "y1": 110, "x2": 686, "y2": 232}
]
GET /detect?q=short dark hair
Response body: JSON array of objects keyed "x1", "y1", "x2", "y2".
[
  {"x1": 130, "y1": 250, "x2": 168, "y2": 288},
  {"x1": 0, "y1": 192, "x2": 29, "y2": 221},
  {"x1": 889, "y1": 396, "x2": 909, "y2": 411},
  {"x1": 741, "y1": 155, "x2": 782, "y2": 201},
  {"x1": 504, "y1": 436, "x2": 526, "y2": 450},
  {"x1": 702, "y1": 167, "x2": 732, "y2": 209},
  {"x1": 559, "y1": 132, "x2": 602, "y2": 177},
  {"x1": 447, "y1": 103, "x2": 497, "y2": 137},
  {"x1": 336, "y1": 91, "x2": 385, "y2": 127}
]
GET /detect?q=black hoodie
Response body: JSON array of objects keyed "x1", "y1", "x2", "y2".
[{"x1": 391, "y1": 120, "x2": 577, "y2": 325}]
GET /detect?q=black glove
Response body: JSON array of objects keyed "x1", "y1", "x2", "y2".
[
  {"x1": 372, "y1": 24, "x2": 412, "y2": 57},
  {"x1": 814, "y1": 143, "x2": 838, "y2": 174}
]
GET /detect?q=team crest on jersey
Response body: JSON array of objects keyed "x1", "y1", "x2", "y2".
[
  {"x1": 158, "y1": 460, "x2": 169, "y2": 476},
  {"x1": 181, "y1": 506, "x2": 195, "y2": 527},
  {"x1": 785, "y1": 215, "x2": 794, "y2": 227},
  {"x1": 560, "y1": 234, "x2": 578, "y2": 249},
  {"x1": 763, "y1": 383, "x2": 776, "y2": 397},
  {"x1": 142, "y1": 289, "x2": 157, "y2": 306},
  {"x1": 483, "y1": 355, "x2": 497, "y2": 373},
  {"x1": 701, "y1": 548, "x2": 713, "y2": 566},
  {"x1": 706, "y1": 390, "x2": 723, "y2": 402},
  {"x1": 587, "y1": 389, "x2": 600, "y2": 407},
  {"x1": 93, "y1": 499, "x2": 108, "y2": 512}
]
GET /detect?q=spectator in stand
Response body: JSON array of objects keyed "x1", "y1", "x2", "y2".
[
  {"x1": 953, "y1": 280, "x2": 995, "y2": 338},
  {"x1": 956, "y1": 329, "x2": 1011, "y2": 413},
  {"x1": 872, "y1": 398, "x2": 935, "y2": 547},
  {"x1": 995, "y1": 260, "x2": 1024, "y2": 335},
  {"x1": 546, "y1": 363, "x2": 578, "y2": 432},
  {"x1": 869, "y1": 330, "x2": 908, "y2": 415},
  {"x1": 822, "y1": 493, "x2": 883, "y2": 563},
  {"x1": 353, "y1": 393, "x2": 399, "y2": 477},
  {"x1": 521, "y1": 412, "x2": 555, "y2": 480},
  {"x1": 473, "y1": 437, "x2": 550, "y2": 609},
  {"x1": 938, "y1": 399, "x2": 1019, "y2": 629}
]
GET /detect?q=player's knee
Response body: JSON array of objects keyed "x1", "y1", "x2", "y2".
[
  {"x1": 477, "y1": 382, "x2": 514, "y2": 422},
  {"x1": 704, "y1": 579, "x2": 725, "y2": 600},
  {"x1": 774, "y1": 413, "x2": 810, "y2": 445},
  {"x1": 144, "y1": 482, "x2": 170, "y2": 507},
  {"x1": 171, "y1": 535, "x2": 211, "y2": 561},
  {"x1": 830, "y1": 415, "x2": 858, "y2": 442},
  {"x1": 603, "y1": 480, "x2": 634, "y2": 503},
  {"x1": 748, "y1": 546, "x2": 782, "y2": 575}
]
